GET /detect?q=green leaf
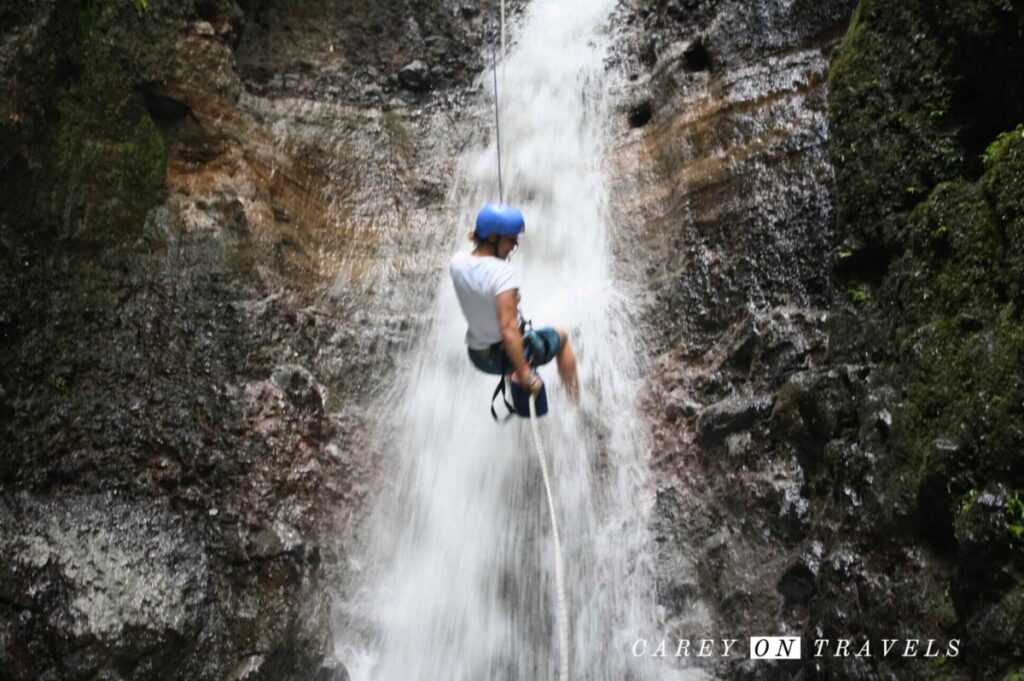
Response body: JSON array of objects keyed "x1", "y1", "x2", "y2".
[
  {"x1": 848, "y1": 287, "x2": 870, "y2": 304},
  {"x1": 77, "y1": 8, "x2": 96, "y2": 37}
]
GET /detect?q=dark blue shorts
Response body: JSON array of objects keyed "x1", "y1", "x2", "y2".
[{"x1": 467, "y1": 327, "x2": 562, "y2": 375}]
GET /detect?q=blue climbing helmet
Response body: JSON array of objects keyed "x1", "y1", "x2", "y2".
[{"x1": 474, "y1": 203, "x2": 525, "y2": 239}]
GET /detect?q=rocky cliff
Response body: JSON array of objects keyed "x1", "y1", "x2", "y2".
[
  {"x1": 616, "y1": 0, "x2": 1024, "y2": 678},
  {"x1": 0, "y1": 1, "x2": 506, "y2": 679},
  {"x1": 3, "y1": 0, "x2": 1022, "y2": 679}
]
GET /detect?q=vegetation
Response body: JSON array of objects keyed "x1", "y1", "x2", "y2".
[
  {"x1": 830, "y1": 0, "x2": 1024, "y2": 535},
  {"x1": 3, "y1": 0, "x2": 183, "y2": 250},
  {"x1": 826, "y1": 0, "x2": 1024, "y2": 675}
]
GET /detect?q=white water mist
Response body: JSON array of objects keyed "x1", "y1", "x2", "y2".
[{"x1": 334, "y1": 2, "x2": 703, "y2": 679}]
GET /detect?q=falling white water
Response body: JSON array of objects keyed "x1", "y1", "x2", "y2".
[{"x1": 335, "y1": 2, "x2": 706, "y2": 680}]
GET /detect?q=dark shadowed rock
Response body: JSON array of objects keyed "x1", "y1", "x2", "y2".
[
  {"x1": 312, "y1": 658, "x2": 351, "y2": 681},
  {"x1": 769, "y1": 370, "x2": 854, "y2": 456},
  {"x1": 272, "y1": 364, "x2": 326, "y2": 412},
  {"x1": 683, "y1": 38, "x2": 711, "y2": 71},
  {"x1": 720, "y1": 313, "x2": 758, "y2": 372},
  {"x1": 953, "y1": 485, "x2": 1015, "y2": 618},
  {"x1": 398, "y1": 60, "x2": 431, "y2": 91},
  {"x1": 627, "y1": 99, "x2": 653, "y2": 128},
  {"x1": 777, "y1": 557, "x2": 816, "y2": 607},
  {"x1": 695, "y1": 395, "x2": 773, "y2": 448},
  {"x1": 916, "y1": 472, "x2": 956, "y2": 554},
  {"x1": 639, "y1": 37, "x2": 659, "y2": 67}
]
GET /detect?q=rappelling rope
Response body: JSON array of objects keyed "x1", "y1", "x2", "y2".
[
  {"x1": 529, "y1": 394, "x2": 570, "y2": 681},
  {"x1": 493, "y1": 1, "x2": 569, "y2": 675},
  {"x1": 490, "y1": 0, "x2": 505, "y2": 202},
  {"x1": 500, "y1": 0, "x2": 506, "y2": 54}
]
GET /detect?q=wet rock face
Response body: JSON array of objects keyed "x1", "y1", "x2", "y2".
[
  {"x1": 614, "y1": 0, "x2": 858, "y2": 357},
  {"x1": 234, "y1": 0, "x2": 524, "y2": 104},
  {"x1": 615, "y1": 0, "x2": 857, "y2": 644},
  {"x1": 0, "y1": 0, "x2": 483, "y2": 679},
  {"x1": 0, "y1": 494, "x2": 209, "y2": 680},
  {"x1": 618, "y1": 0, "x2": 1024, "y2": 678}
]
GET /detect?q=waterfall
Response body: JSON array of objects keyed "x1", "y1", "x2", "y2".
[{"x1": 334, "y1": 2, "x2": 703, "y2": 679}]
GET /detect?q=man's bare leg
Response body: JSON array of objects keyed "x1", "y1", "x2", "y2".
[{"x1": 555, "y1": 327, "x2": 580, "y2": 403}]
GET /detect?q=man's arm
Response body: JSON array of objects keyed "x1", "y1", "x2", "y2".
[{"x1": 496, "y1": 289, "x2": 532, "y2": 381}]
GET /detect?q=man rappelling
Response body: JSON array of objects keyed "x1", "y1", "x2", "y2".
[{"x1": 449, "y1": 203, "x2": 580, "y2": 415}]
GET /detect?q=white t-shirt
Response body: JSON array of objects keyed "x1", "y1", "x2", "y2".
[{"x1": 449, "y1": 252, "x2": 522, "y2": 349}]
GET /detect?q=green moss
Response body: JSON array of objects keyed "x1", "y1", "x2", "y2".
[
  {"x1": 895, "y1": 306, "x2": 1024, "y2": 484},
  {"x1": 1009, "y1": 492, "x2": 1024, "y2": 542},
  {"x1": 889, "y1": 131, "x2": 1024, "y2": 491},
  {"x1": 0, "y1": 2, "x2": 185, "y2": 418},
  {"x1": 830, "y1": 124, "x2": 1023, "y2": 510},
  {"x1": 983, "y1": 127, "x2": 1024, "y2": 302},
  {"x1": 829, "y1": 0, "x2": 1024, "y2": 264},
  {"x1": 828, "y1": 0, "x2": 961, "y2": 254},
  {"x1": 848, "y1": 286, "x2": 870, "y2": 304},
  {"x1": 961, "y1": 488, "x2": 979, "y2": 514},
  {"x1": 2, "y1": 1, "x2": 187, "y2": 247},
  {"x1": 824, "y1": 2, "x2": 1024, "y2": 674},
  {"x1": 49, "y1": 2, "x2": 185, "y2": 244},
  {"x1": 896, "y1": 181, "x2": 1002, "y2": 322},
  {"x1": 52, "y1": 80, "x2": 167, "y2": 244},
  {"x1": 983, "y1": 125, "x2": 1024, "y2": 168}
]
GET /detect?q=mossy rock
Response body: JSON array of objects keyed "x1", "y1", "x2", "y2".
[
  {"x1": 52, "y1": 82, "x2": 167, "y2": 245},
  {"x1": 897, "y1": 181, "x2": 1003, "y2": 321},
  {"x1": 2, "y1": 1, "x2": 187, "y2": 245},
  {"x1": 960, "y1": 583, "x2": 1024, "y2": 674},
  {"x1": 828, "y1": 0, "x2": 1024, "y2": 264},
  {"x1": 983, "y1": 125, "x2": 1024, "y2": 300},
  {"x1": 828, "y1": 0, "x2": 961, "y2": 255},
  {"x1": 824, "y1": 3, "x2": 1024, "y2": 673},
  {"x1": 889, "y1": 130, "x2": 1024, "y2": 493}
]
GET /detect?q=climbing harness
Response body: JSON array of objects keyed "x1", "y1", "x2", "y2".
[{"x1": 488, "y1": 320, "x2": 550, "y2": 421}]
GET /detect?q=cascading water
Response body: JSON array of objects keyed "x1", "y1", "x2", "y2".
[{"x1": 335, "y1": 2, "x2": 704, "y2": 679}]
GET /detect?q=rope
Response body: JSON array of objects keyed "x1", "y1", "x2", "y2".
[
  {"x1": 490, "y1": 0, "x2": 505, "y2": 202},
  {"x1": 487, "y1": 0, "x2": 566, "y2": 675},
  {"x1": 488, "y1": 3, "x2": 568, "y2": 673},
  {"x1": 529, "y1": 394, "x2": 570, "y2": 681}
]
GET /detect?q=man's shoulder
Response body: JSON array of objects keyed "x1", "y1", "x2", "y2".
[
  {"x1": 449, "y1": 253, "x2": 517, "y2": 287},
  {"x1": 448, "y1": 251, "x2": 472, "y2": 273},
  {"x1": 449, "y1": 252, "x2": 506, "y2": 271}
]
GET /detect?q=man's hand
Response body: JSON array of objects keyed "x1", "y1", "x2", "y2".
[{"x1": 517, "y1": 365, "x2": 543, "y2": 395}]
